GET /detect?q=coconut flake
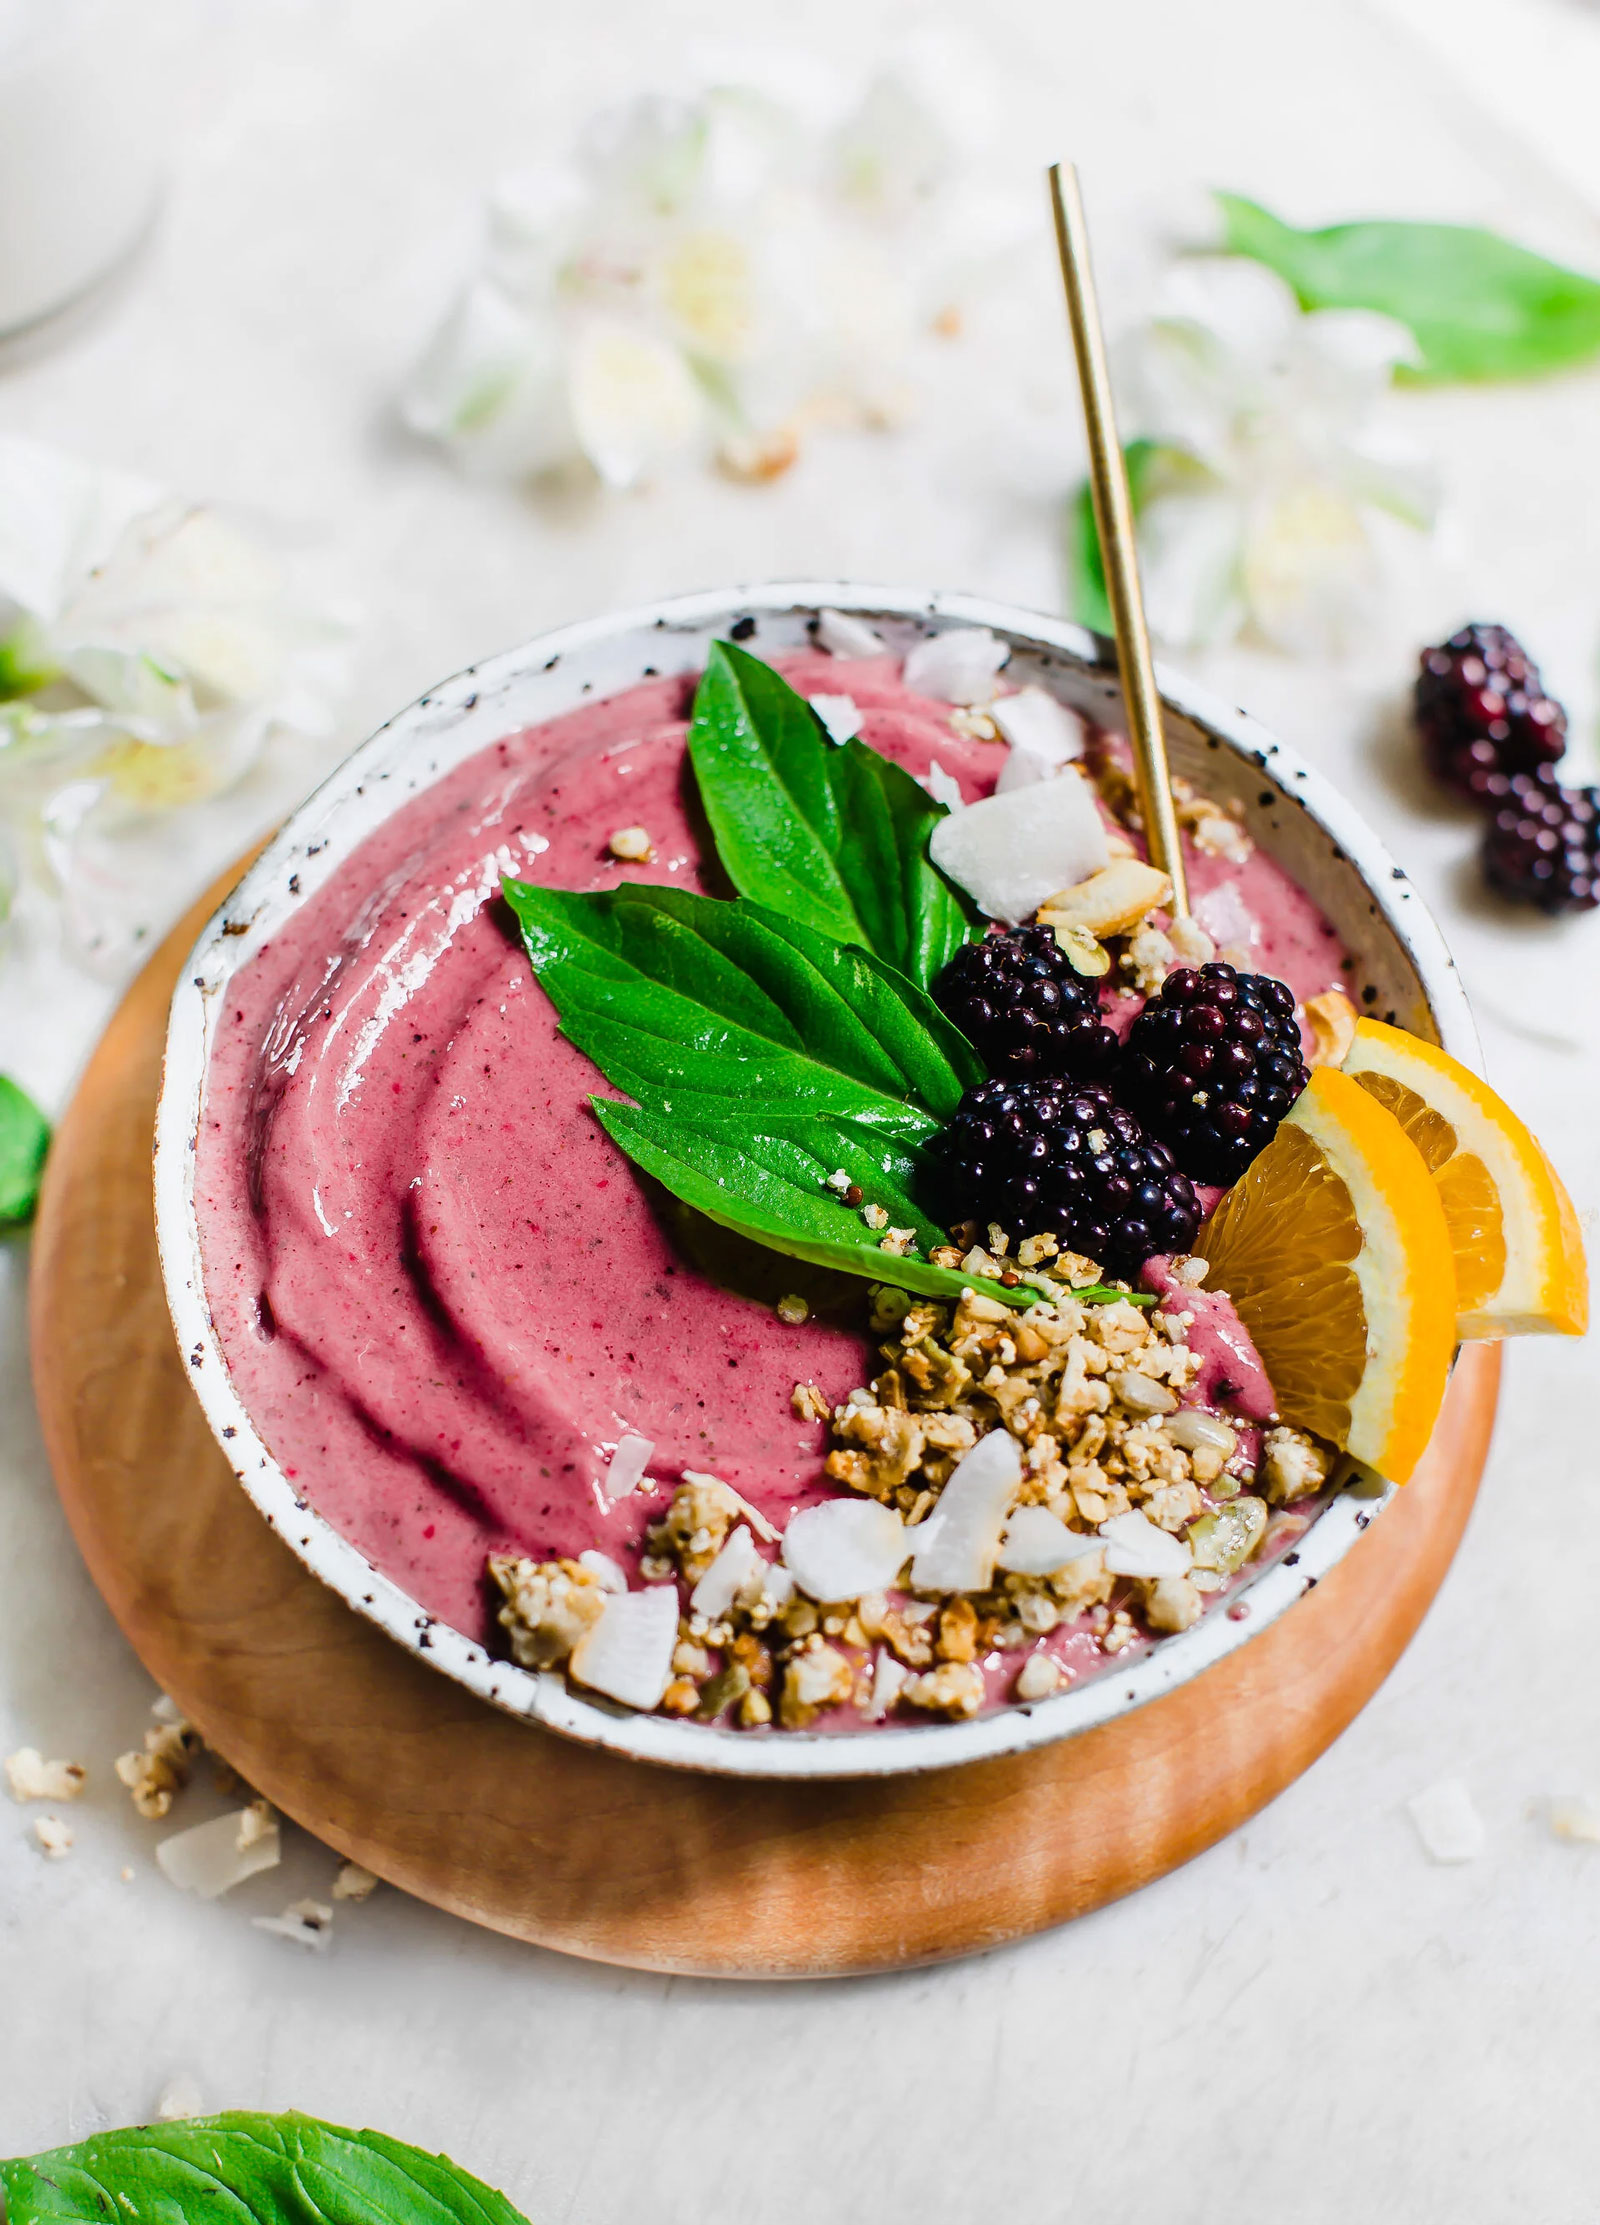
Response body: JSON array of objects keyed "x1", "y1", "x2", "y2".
[
  {"x1": 253, "y1": 1898, "x2": 334, "y2": 1951},
  {"x1": 921, "y1": 758, "x2": 963, "y2": 811},
  {"x1": 929, "y1": 775, "x2": 1109, "y2": 925},
  {"x1": 154, "y1": 2074, "x2": 206, "y2": 2122},
  {"x1": 990, "y1": 687, "x2": 1086, "y2": 765},
  {"x1": 1099, "y1": 1510, "x2": 1192, "y2": 1579},
  {"x1": 331, "y1": 1859, "x2": 380, "y2": 1902},
  {"x1": 568, "y1": 1583, "x2": 679, "y2": 1710},
  {"x1": 809, "y1": 692, "x2": 862, "y2": 745},
  {"x1": 865, "y1": 1648, "x2": 909, "y2": 1721},
  {"x1": 783, "y1": 1500, "x2": 909, "y2": 1603},
  {"x1": 577, "y1": 1549, "x2": 628, "y2": 1593},
  {"x1": 1407, "y1": 1779, "x2": 1485, "y2": 1865},
  {"x1": 817, "y1": 608, "x2": 887, "y2": 658},
  {"x1": 156, "y1": 1806, "x2": 282, "y2": 1899},
  {"x1": 601, "y1": 1433, "x2": 654, "y2": 1505},
  {"x1": 683, "y1": 1471, "x2": 782, "y2": 1544},
  {"x1": 689, "y1": 1524, "x2": 765, "y2": 1621},
  {"x1": 911, "y1": 1429, "x2": 1021, "y2": 1593},
  {"x1": 997, "y1": 1506, "x2": 1104, "y2": 1576},
  {"x1": 1194, "y1": 879, "x2": 1260, "y2": 955},
  {"x1": 903, "y1": 627, "x2": 1009, "y2": 705}
]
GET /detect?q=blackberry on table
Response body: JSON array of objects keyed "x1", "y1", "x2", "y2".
[
  {"x1": 1118, "y1": 962, "x2": 1308, "y2": 1186},
  {"x1": 1415, "y1": 624, "x2": 1566, "y2": 802},
  {"x1": 1482, "y1": 767, "x2": 1600, "y2": 914},
  {"x1": 933, "y1": 924, "x2": 1118, "y2": 1081},
  {"x1": 931, "y1": 1079, "x2": 1199, "y2": 1274}
]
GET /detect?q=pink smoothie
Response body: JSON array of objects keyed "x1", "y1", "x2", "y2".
[{"x1": 194, "y1": 652, "x2": 1348, "y2": 1645}]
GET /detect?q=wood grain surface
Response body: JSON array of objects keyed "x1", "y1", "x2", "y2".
[{"x1": 29, "y1": 868, "x2": 1501, "y2": 1979}]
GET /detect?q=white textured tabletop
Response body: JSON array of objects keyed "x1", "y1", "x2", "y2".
[{"x1": 3, "y1": 1, "x2": 1598, "y2": 2217}]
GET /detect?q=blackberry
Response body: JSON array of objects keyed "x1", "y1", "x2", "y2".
[
  {"x1": 1415, "y1": 624, "x2": 1566, "y2": 802},
  {"x1": 1482, "y1": 766, "x2": 1600, "y2": 914},
  {"x1": 931, "y1": 1079, "x2": 1199, "y2": 1273},
  {"x1": 1118, "y1": 962, "x2": 1307, "y2": 1186},
  {"x1": 933, "y1": 924, "x2": 1118, "y2": 1081}
]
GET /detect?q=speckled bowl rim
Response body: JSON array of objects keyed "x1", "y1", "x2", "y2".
[{"x1": 155, "y1": 582, "x2": 1478, "y2": 1781}]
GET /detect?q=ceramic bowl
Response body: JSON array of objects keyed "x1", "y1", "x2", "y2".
[{"x1": 156, "y1": 582, "x2": 1477, "y2": 1780}]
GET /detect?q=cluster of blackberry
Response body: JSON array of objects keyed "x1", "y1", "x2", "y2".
[
  {"x1": 928, "y1": 931, "x2": 1305, "y2": 1271},
  {"x1": 1414, "y1": 624, "x2": 1598, "y2": 915}
]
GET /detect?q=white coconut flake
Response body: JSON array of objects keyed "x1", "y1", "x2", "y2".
[
  {"x1": 809, "y1": 692, "x2": 862, "y2": 745},
  {"x1": 689, "y1": 1524, "x2": 765, "y2": 1621},
  {"x1": 751, "y1": 1560, "x2": 794, "y2": 1615},
  {"x1": 1099, "y1": 1510, "x2": 1192, "y2": 1579},
  {"x1": 929, "y1": 774, "x2": 1110, "y2": 925},
  {"x1": 903, "y1": 626, "x2": 1009, "y2": 706},
  {"x1": 252, "y1": 1898, "x2": 334, "y2": 1952},
  {"x1": 154, "y1": 2073, "x2": 206, "y2": 2122},
  {"x1": 1407, "y1": 1779, "x2": 1485, "y2": 1865},
  {"x1": 911, "y1": 1429, "x2": 1021, "y2": 1593},
  {"x1": 997, "y1": 1506, "x2": 1105, "y2": 1576},
  {"x1": 920, "y1": 757, "x2": 963, "y2": 811},
  {"x1": 577, "y1": 1549, "x2": 628, "y2": 1593},
  {"x1": 817, "y1": 608, "x2": 887, "y2": 658},
  {"x1": 990, "y1": 687, "x2": 1086, "y2": 765},
  {"x1": 1547, "y1": 1793, "x2": 1600, "y2": 1845},
  {"x1": 683, "y1": 1472, "x2": 782, "y2": 1544},
  {"x1": 783, "y1": 1500, "x2": 909, "y2": 1603},
  {"x1": 865, "y1": 1649, "x2": 909, "y2": 1721},
  {"x1": 1194, "y1": 880, "x2": 1260, "y2": 954},
  {"x1": 601, "y1": 1432, "x2": 654, "y2": 1505},
  {"x1": 568, "y1": 1583, "x2": 678, "y2": 1711},
  {"x1": 156, "y1": 1807, "x2": 282, "y2": 1899}
]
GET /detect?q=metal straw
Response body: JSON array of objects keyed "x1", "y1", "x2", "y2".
[{"x1": 1049, "y1": 160, "x2": 1189, "y2": 916}]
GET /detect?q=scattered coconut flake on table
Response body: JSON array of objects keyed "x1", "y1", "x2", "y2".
[
  {"x1": 577, "y1": 1549, "x2": 627, "y2": 1593},
  {"x1": 998, "y1": 1506, "x2": 1105, "y2": 1576},
  {"x1": 601, "y1": 1433, "x2": 654, "y2": 1505},
  {"x1": 253, "y1": 1899, "x2": 334, "y2": 1952},
  {"x1": 911, "y1": 1428, "x2": 1020, "y2": 1593},
  {"x1": 1407, "y1": 1779, "x2": 1485, "y2": 1865},
  {"x1": 817, "y1": 608, "x2": 886, "y2": 658},
  {"x1": 1545, "y1": 1793, "x2": 1600, "y2": 1845},
  {"x1": 1100, "y1": 1510, "x2": 1192, "y2": 1579},
  {"x1": 5, "y1": 1748, "x2": 86, "y2": 1802},
  {"x1": 783, "y1": 1500, "x2": 909, "y2": 1603},
  {"x1": 929, "y1": 773, "x2": 1109, "y2": 924},
  {"x1": 568, "y1": 1583, "x2": 679, "y2": 1710},
  {"x1": 920, "y1": 758, "x2": 963, "y2": 811},
  {"x1": 156, "y1": 1805, "x2": 282, "y2": 1899},
  {"x1": 331, "y1": 1859, "x2": 380, "y2": 1903},
  {"x1": 689, "y1": 1524, "x2": 765, "y2": 1621},
  {"x1": 808, "y1": 693, "x2": 862, "y2": 745},
  {"x1": 903, "y1": 627, "x2": 1009, "y2": 706}
]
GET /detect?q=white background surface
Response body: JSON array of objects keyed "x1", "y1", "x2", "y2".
[{"x1": 3, "y1": 2, "x2": 1599, "y2": 2218}]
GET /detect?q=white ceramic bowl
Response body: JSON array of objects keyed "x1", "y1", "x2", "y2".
[{"x1": 156, "y1": 583, "x2": 1477, "y2": 1780}]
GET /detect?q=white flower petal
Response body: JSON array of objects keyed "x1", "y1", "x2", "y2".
[
  {"x1": 0, "y1": 437, "x2": 160, "y2": 626},
  {"x1": 903, "y1": 626, "x2": 1009, "y2": 706},
  {"x1": 1155, "y1": 256, "x2": 1300, "y2": 365},
  {"x1": 567, "y1": 320, "x2": 704, "y2": 490},
  {"x1": 1300, "y1": 306, "x2": 1421, "y2": 380}
]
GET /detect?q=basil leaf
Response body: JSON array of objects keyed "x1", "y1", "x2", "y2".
[
  {"x1": 1217, "y1": 193, "x2": 1600, "y2": 383},
  {"x1": 1067, "y1": 440, "x2": 1217, "y2": 633},
  {"x1": 503, "y1": 879, "x2": 982, "y2": 1127},
  {"x1": 0, "y1": 1074, "x2": 50, "y2": 1227},
  {"x1": 686, "y1": 639, "x2": 978, "y2": 989},
  {"x1": 0, "y1": 2111, "x2": 530, "y2": 2225}
]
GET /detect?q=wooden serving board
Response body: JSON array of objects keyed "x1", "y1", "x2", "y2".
[{"x1": 29, "y1": 868, "x2": 1501, "y2": 1979}]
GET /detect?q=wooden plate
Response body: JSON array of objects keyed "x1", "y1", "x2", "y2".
[{"x1": 29, "y1": 868, "x2": 1501, "y2": 1978}]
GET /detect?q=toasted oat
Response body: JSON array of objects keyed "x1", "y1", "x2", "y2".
[
  {"x1": 900, "y1": 1661, "x2": 986, "y2": 1718},
  {"x1": 488, "y1": 1555, "x2": 609, "y2": 1667},
  {"x1": 5, "y1": 1749, "x2": 86, "y2": 1804},
  {"x1": 115, "y1": 1719, "x2": 201, "y2": 1820},
  {"x1": 778, "y1": 1640, "x2": 855, "y2": 1728},
  {"x1": 1038, "y1": 858, "x2": 1172, "y2": 939},
  {"x1": 791, "y1": 1380, "x2": 830, "y2": 1422},
  {"x1": 949, "y1": 707, "x2": 1000, "y2": 743},
  {"x1": 1260, "y1": 1425, "x2": 1333, "y2": 1505}
]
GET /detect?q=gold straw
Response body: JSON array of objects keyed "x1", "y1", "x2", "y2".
[{"x1": 1048, "y1": 161, "x2": 1189, "y2": 916}]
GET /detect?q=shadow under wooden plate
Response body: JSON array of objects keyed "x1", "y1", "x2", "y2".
[{"x1": 29, "y1": 866, "x2": 1501, "y2": 1979}]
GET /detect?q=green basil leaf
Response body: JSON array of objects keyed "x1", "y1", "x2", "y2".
[
  {"x1": 686, "y1": 639, "x2": 978, "y2": 989},
  {"x1": 1067, "y1": 440, "x2": 1218, "y2": 633},
  {"x1": 0, "y1": 1074, "x2": 50, "y2": 1227},
  {"x1": 502, "y1": 879, "x2": 982, "y2": 1128},
  {"x1": 0, "y1": 2111, "x2": 530, "y2": 2225},
  {"x1": 1217, "y1": 193, "x2": 1600, "y2": 383}
]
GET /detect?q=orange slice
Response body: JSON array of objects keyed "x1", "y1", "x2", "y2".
[
  {"x1": 1200, "y1": 1068, "x2": 1456, "y2": 1483},
  {"x1": 1340, "y1": 1018, "x2": 1588, "y2": 1340}
]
